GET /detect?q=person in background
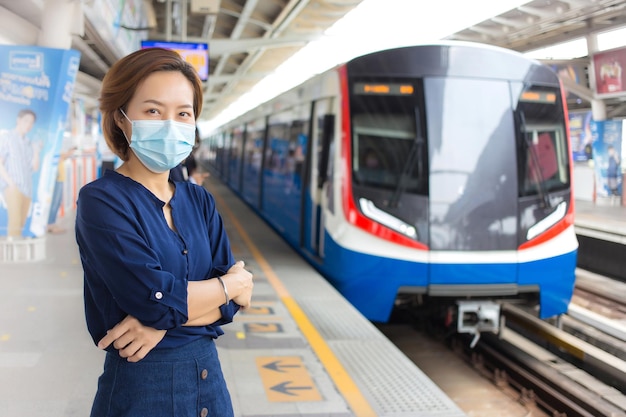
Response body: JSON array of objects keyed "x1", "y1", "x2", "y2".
[
  {"x1": 46, "y1": 146, "x2": 76, "y2": 234},
  {"x1": 0, "y1": 109, "x2": 40, "y2": 237},
  {"x1": 187, "y1": 142, "x2": 210, "y2": 185},
  {"x1": 607, "y1": 144, "x2": 621, "y2": 196},
  {"x1": 363, "y1": 147, "x2": 381, "y2": 169},
  {"x1": 168, "y1": 159, "x2": 187, "y2": 182},
  {"x1": 75, "y1": 47, "x2": 253, "y2": 417}
]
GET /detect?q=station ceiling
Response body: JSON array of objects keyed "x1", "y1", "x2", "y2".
[{"x1": 3, "y1": 0, "x2": 626, "y2": 122}]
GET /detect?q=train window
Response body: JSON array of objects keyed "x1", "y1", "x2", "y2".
[
  {"x1": 521, "y1": 127, "x2": 569, "y2": 195},
  {"x1": 267, "y1": 120, "x2": 289, "y2": 172},
  {"x1": 517, "y1": 86, "x2": 569, "y2": 197},
  {"x1": 352, "y1": 115, "x2": 415, "y2": 188},
  {"x1": 349, "y1": 79, "x2": 427, "y2": 196},
  {"x1": 267, "y1": 107, "x2": 308, "y2": 177}
]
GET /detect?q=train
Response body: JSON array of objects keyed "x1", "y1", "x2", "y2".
[{"x1": 203, "y1": 41, "x2": 578, "y2": 341}]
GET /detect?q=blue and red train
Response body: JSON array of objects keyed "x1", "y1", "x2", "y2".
[{"x1": 205, "y1": 41, "x2": 578, "y2": 337}]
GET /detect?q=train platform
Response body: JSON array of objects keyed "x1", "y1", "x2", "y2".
[
  {"x1": 574, "y1": 198, "x2": 626, "y2": 280},
  {"x1": 0, "y1": 175, "x2": 466, "y2": 417},
  {"x1": 575, "y1": 199, "x2": 626, "y2": 243}
]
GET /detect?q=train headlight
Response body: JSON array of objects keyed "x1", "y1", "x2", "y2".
[
  {"x1": 526, "y1": 201, "x2": 567, "y2": 240},
  {"x1": 359, "y1": 198, "x2": 418, "y2": 239}
]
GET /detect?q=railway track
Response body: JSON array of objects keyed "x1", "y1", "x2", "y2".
[
  {"x1": 576, "y1": 227, "x2": 626, "y2": 283},
  {"x1": 469, "y1": 270, "x2": 626, "y2": 416},
  {"x1": 381, "y1": 269, "x2": 626, "y2": 417},
  {"x1": 574, "y1": 268, "x2": 626, "y2": 316},
  {"x1": 495, "y1": 303, "x2": 626, "y2": 416}
]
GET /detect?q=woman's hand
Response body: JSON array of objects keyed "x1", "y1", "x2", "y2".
[
  {"x1": 97, "y1": 315, "x2": 166, "y2": 362},
  {"x1": 224, "y1": 260, "x2": 253, "y2": 309}
]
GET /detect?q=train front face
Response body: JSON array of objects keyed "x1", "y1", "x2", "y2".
[{"x1": 342, "y1": 43, "x2": 577, "y2": 323}]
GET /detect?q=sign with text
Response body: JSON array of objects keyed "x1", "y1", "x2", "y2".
[{"x1": 0, "y1": 45, "x2": 80, "y2": 237}]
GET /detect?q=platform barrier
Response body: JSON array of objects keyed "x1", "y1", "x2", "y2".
[
  {"x1": 0, "y1": 236, "x2": 46, "y2": 262},
  {"x1": 62, "y1": 151, "x2": 98, "y2": 216},
  {"x1": 0, "y1": 151, "x2": 97, "y2": 263}
]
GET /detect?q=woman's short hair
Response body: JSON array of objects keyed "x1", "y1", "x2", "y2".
[{"x1": 99, "y1": 48, "x2": 203, "y2": 160}]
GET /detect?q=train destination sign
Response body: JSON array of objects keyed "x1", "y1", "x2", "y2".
[{"x1": 354, "y1": 82, "x2": 414, "y2": 95}]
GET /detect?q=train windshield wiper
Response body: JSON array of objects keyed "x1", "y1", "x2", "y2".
[{"x1": 389, "y1": 110, "x2": 423, "y2": 209}]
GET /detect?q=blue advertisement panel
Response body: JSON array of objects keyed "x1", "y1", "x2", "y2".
[
  {"x1": 591, "y1": 119, "x2": 623, "y2": 199},
  {"x1": 0, "y1": 45, "x2": 80, "y2": 238},
  {"x1": 569, "y1": 111, "x2": 593, "y2": 161}
]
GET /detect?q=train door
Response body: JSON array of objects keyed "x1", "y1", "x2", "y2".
[
  {"x1": 217, "y1": 131, "x2": 229, "y2": 177},
  {"x1": 208, "y1": 130, "x2": 228, "y2": 177},
  {"x1": 241, "y1": 117, "x2": 265, "y2": 208},
  {"x1": 261, "y1": 106, "x2": 309, "y2": 246},
  {"x1": 227, "y1": 125, "x2": 245, "y2": 193},
  {"x1": 289, "y1": 108, "x2": 310, "y2": 245},
  {"x1": 304, "y1": 98, "x2": 335, "y2": 259}
]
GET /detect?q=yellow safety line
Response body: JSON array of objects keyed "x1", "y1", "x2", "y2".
[{"x1": 211, "y1": 187, "x2": 378, "y2": 417}]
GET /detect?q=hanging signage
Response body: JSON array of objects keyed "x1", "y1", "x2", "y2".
[{"x1": 592, "y1": 46, "x2": 626, "y2": 98}]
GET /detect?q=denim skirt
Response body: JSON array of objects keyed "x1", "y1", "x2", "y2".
[{"x1": 90, "y1": 337, "x2": 234, "y2": 417}]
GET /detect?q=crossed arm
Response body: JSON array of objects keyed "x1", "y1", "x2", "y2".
[{"x1": 97, "y1": 260, "x2": 253, "y2": 362}]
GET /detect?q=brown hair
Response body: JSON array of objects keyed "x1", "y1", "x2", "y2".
[
  {"x1": 99, "y1": 47, "x2": 203, "y2": 160},
  {"x1": 17, "y1": 109, "x2": 36, "y2": 122}
]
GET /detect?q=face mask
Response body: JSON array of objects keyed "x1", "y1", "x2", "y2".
[{"x1": 120, "y1": 109, "x2": 195, "y2": 173}]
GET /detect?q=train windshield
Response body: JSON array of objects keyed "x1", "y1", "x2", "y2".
[
  {"x1": 517, "y1": 87, "x2": 570, "y2": 197},
  {"x1": 347, "y1": 79, "x2": 428, "y2": 242},
  {"x1": 350, "y1": 80, "x2": 427, "y2": 195}
]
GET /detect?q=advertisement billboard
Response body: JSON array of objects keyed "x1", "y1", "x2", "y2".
[
  {"x1": 141, "y1": 40, "x2": 209, "y2": 81},
  {"x1": 591, "y1": 119, "x2": 622, "y2": 199},
  {"x1": 592, "y1": 46, "x2": 626, "y2": 98},
  {"x1": 0, "y1": 45, "x2": 80, "y2": 238}
]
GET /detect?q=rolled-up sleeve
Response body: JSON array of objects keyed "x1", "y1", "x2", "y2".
[
  {"x1": 215, "y1": 301, "x2": 240, "y2": 325},
  {"x1": 206, "y1": 263, "x2": 240, "y2": 325},
  {"x1": 76, "y1": 185, "x2": 190, "y2": 335}
]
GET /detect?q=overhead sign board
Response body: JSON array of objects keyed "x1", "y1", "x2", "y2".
[{"x1": 592, "y1": 46, "x2": 626, "y2": 98}]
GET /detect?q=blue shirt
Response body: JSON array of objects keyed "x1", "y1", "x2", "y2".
[
  {"x1": 0, "y1": 129, "x2": 34, "y2": 195},
  {"x1": 608, "y1": 155, "x2": 620, "y2": 178},
  {"x1": 75, "y1": 170, "x2": 238, "y2": 350}
]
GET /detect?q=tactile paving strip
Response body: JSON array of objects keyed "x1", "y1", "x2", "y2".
[{"x1": 297, "y1": 297, "x2": 466, "y2": 416}]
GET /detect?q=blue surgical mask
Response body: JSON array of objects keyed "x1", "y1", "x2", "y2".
[{"x1": 120, "y1": 109, "x2": 195, "y2": 173}]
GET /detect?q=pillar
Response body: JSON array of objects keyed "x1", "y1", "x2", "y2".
[
  {"x1": 37, "y1": 0, "x2": 83, "y2": 49},
  {"x1": 586, "y1": 32, "x2": 606, "y2": 121}
]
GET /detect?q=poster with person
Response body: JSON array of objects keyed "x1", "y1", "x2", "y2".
[
  {"x1": 591, "y1": 119, "x2": 623, "y2": 200},
  {"x1": 569, "y1": 111, "x2": 593, "y2": 161},
  {"x1": 0, "y1": 45, "x2": 80, "y2": 238}
]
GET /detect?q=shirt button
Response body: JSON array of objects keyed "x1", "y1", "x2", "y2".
[
  {"x1": 201, "y1": 369, "x2": 208, "y2": 379},
  {"x1": 182, "y1": 249, "x2": 188, "y2": 255},
  {"x1": 155, "y1": 292, "x2": 163, "y2": 300},
  {"x1": 200, "y1": 408, "x2": 208, "y2": 417}
]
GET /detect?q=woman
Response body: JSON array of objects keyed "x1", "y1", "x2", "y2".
[{"x1": 75, "y1": 47, "x2": 253, "y2": 417}]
